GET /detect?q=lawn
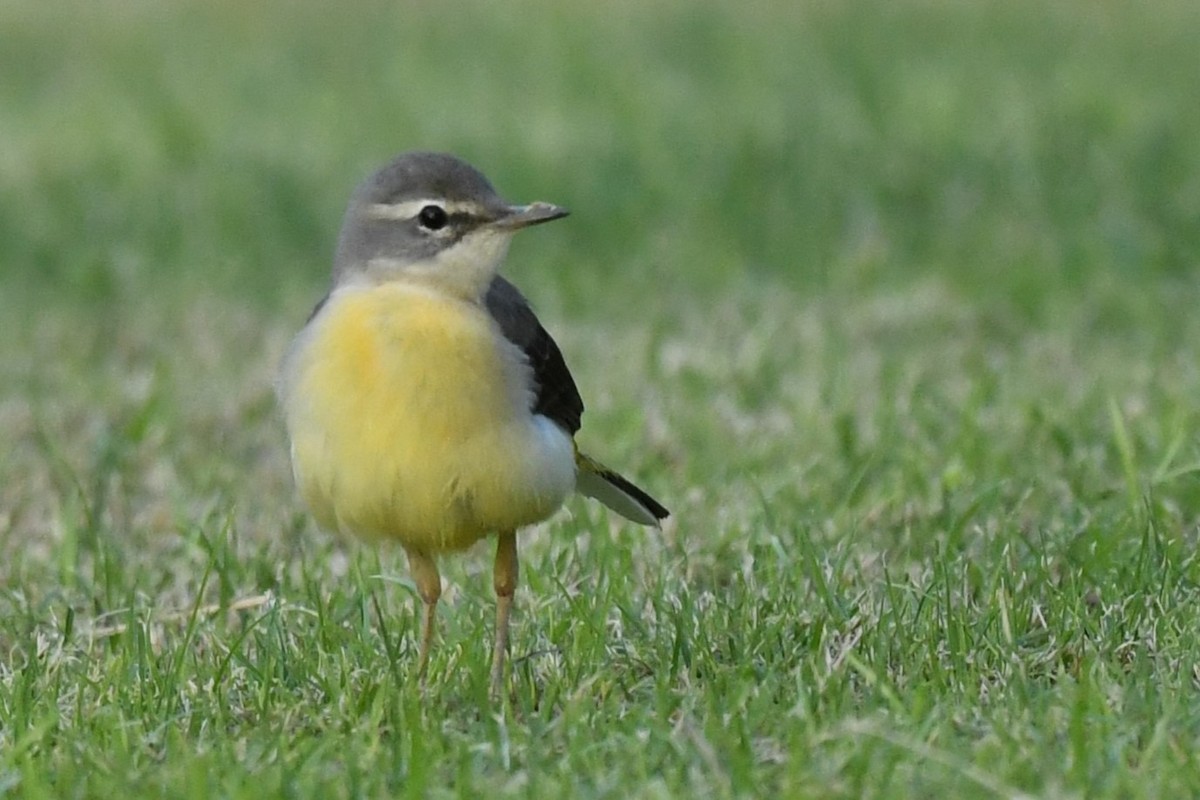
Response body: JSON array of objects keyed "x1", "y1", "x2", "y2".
[{"x1": 2, "y1": 0, "x2": 1200, "y2": 797}]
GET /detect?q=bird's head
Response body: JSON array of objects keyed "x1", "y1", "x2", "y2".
[{"x1": 332, "y1": 152, "x2": 568, "y2": 299}]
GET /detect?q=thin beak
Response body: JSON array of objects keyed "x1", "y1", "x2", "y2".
[{"x1": 493, "y1": 202, "x2": 569, "y2": 230}]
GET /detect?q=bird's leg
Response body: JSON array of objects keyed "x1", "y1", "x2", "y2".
[
  {"x1": 490, "y1": 530, "x2": 519, "y2": 699},
  {"x1": 406, "y1": 548, "x2": 441, "y2": 684}
]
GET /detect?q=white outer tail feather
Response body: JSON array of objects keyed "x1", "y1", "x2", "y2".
[{"x1": 574, "y1": 452, "x2": 666, "y2": 527}]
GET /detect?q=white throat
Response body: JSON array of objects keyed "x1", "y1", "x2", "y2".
[{"x1": 364, "y1": 228, "x2": 513, "y2": 300}]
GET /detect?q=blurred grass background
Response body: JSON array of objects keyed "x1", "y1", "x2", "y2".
[{"x1": 2, "y1": 0, "x2": 1200, "y2": 797}]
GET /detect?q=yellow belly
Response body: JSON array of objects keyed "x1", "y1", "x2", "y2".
[{"x1": 279, "y1": 282, "x2": 575, "y2": 552}]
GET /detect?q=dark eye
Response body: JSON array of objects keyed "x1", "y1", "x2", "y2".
[{"x1": 417, "y1": 204, "x2": 448, "y2": 231}]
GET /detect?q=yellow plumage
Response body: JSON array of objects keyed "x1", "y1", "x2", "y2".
[{"x1": 279, "y1": 282, "x2": 576, "y2": 553}]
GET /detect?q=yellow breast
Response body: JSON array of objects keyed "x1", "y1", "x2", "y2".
[{"x1": 279, "y1": 282, "x2": 575, "y2": 552}]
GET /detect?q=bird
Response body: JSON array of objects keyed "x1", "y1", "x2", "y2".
[{"x1": 277, "y1": 151, "x2": 668, "y2": 696}]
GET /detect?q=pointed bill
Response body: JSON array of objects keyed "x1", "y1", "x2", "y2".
[{"x1": 493, "y1": 202, "x2": 569, "y2": 230}]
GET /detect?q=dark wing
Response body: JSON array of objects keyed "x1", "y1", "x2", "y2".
[
  {"x1": 305, "y1": 293, "x2": 330, "y2": 323},
  {"x1": 485, "y1": 275, "x2": 584, "y2": 435}
]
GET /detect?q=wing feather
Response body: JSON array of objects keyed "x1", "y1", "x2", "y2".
[{"x1": 484, "y1": 276, "x2": 584, "y2": 434}]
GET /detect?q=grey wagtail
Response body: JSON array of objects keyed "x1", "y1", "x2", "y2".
[{"x1": 278, "y1": 151, "x2": 668, "y2": 695}]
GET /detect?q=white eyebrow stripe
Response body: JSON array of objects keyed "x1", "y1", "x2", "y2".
[{"x1": 365, "y1": 199, "x2": 487, "y2": 220}]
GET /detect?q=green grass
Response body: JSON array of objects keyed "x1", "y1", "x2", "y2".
[{"x1": 3, "y1": 0, "x2": 1200, "y2": 796}]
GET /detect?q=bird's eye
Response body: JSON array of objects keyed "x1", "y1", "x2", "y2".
[{"x1": 417, "y1": 204, "x2": 449, "y2": 231}]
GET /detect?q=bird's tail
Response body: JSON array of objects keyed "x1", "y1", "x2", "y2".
[{"x1": 574, "y1": 450, "x2": 669, "y2": 527}]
